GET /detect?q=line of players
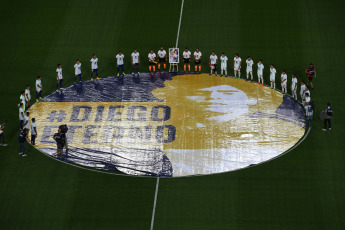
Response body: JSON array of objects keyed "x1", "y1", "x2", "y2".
[{"x1": 52, "y1": 47, "x2": 316, "y2": 106}]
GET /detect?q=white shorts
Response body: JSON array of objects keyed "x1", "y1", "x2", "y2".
[
  {"x1": 234, "y1": 65, "x2": 240, "y2": 71},
  {"x1": 257, "y1": 72, "x2": 263, "y2": 76},
  {"x1": 221, "y1": 65, "x2": 227, "y2": 69},
  {"x1": 270, "y1": 76, "x2": 275, "y2": 81},
  {"x1": 246, "y1": 69, "x2": 252, "y2": 73}
]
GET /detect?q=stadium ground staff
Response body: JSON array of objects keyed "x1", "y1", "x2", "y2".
[
  {"x1": 31, "y1": 118, "x2": 37, "y2": 146},
  {"x1": 322, "y1": 103, "x2": 333, "y2": 131},
  {"x1": 53, "y1": 128, "x2": 64, "y2": 157},
  {"x1": 306, "y1": 63, "x2": 316, "y2": 90},
  {"x1": 19, "y1": 103, "x2": 24, "y2": 130},
  {"x1": 0, "y1": 121, "x2": 7, "y2": 146},
  {"x1": 36, "y1": 76, "x2": 43, "y2": 103},
  {"x1": 304, "y1": 101, "x2": 314, "y2": 129},
  {"x1": 19, "y1": 128, "x2": 29, "y2": 157}
]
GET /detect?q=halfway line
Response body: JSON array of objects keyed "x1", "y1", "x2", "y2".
[
  {"x1": 150, "y1": 177, "x2": 160, "y2": 230},
  {"x1": 175, "y1": 0, "x2": 185, "y2": 48}
]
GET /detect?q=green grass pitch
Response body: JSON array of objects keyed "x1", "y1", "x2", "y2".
[{"x1": 1, "y1": 0, "x2": 345, "y2": 229}]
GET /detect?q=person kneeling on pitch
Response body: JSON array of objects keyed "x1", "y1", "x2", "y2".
[{"x1": 53, "y1": 128, "x2": 64, "y2": 157}]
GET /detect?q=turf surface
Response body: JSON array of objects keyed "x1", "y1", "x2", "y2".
[{"x1": 1, "y1": 0, "x2": 345, "y2": 229}]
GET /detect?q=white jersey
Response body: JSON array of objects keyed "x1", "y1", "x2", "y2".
[
  {"x1": 19, "y1": 107, "x2": 24, "y2": 120},
  {"x1": 24, "y1": 115, "x2": 30, "y2": 129},
  {"x1": 131, "y1": 52, "x2": 140, "y2": 64},
  {"x1": 246, "y1": 59, "x2": 254, "y2": 71},
  {"x1": 257, "y1": 63, "x2": 264, "y2": 75},
  {"x1": 90, "y1": 58, "x2": 98, "y2": 70},
  {"x1": 74, "y1": 63, "x2": 81, "y2": 75},
  {"x1": 25, "y1": 89, "x2": 31, "y2": 101},
  {"x1": 56, "y1": 68, "x2": 63, "y2": 80},
  {"x1": 116, "y1": 54, "x2": 124, "y2": 65},
  {"x1": 157, "y1": 50, "x2": 166, "y2": 59},
  {"x1": 281, "y1": 73, "x2": 287, "y2": 84},
  {"x1": 305, "y1": 89, "x2": 310, "y2": 97},
  {"x1": 31, "y1": 122, "x2": 37, "y2": 136},
  {"x1": 234, "y1": 57, "x2": 242, "y2": 67},
  {"x1": 270, "y1": 68, "x2": 276, "y2": 77},
  {"x1": 300, "y1": 84, "x2": 306, "y2": 96},
  {"x1": 220, "y1": 56, "x2": 228, "y2": 66},
  {"x1": 183, "y1": 51, "x2": 191, "y2": 59},
  {"x1": 194, "y1": 51, "x2": 202, "y2": 60},
  {"x1": 148, "y1": 53, "x2": 156, "y2": 61},
  {"x1": 36, "y1": 79, "x2": 42, "y2": 92},
  {"x1": 20, "y1": 94, "x2": 26, "y2": 107},
  {"x1": 291, "y1": 78, "x2": 298, "y2": 91},
  {"x1": 210, "y1": 55, "x2": 218, "y2": 64}
]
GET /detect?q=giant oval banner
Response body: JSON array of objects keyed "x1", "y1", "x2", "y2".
[{"x1": 29, "y1": 73, "x2": 306, "y2": 177}]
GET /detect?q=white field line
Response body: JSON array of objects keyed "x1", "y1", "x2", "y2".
[
  {"x1": 175, "y1": 0, "x2": 185, "y2": 48},
  {"x1": 150, "y1": 177, "x2": 160, "y2": 230}
]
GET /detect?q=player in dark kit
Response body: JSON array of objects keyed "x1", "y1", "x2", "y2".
[
  {"x1": 53, "y1": 128, "x2": 64, "y2": 157},
  {"x1": 306, "y1": 63, "x2": 316, "y2": 89}
]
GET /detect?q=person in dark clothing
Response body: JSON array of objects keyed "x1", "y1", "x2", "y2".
[
  {"x1": 19, "y1": 128, "x2": 29, "y2": 157},
  {"x1": 322, "y1": 103, "x2": 333, "y2": 131},
  {"x1": 53, "y1": 128, "x2": 64, "y2": 157}
]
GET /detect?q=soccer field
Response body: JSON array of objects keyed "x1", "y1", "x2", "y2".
[{"x1": 1, "y1": 0, "x2": 345, "y2": 229}]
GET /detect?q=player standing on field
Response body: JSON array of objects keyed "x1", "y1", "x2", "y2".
[
  {"x1": 209, "y1": 51, "x2": 218, "y2": 74},
  {"x1": 257, "y1": 60, "x2": 264, "y2": 85},
  {"x1": 56, "y1": 64, "x2": 63, "y2": 91},
  {"x1": 246, "y1": 56, "x2": 254, "y2": 81},
  {"x1": 183, "y1": 48, "x2": 191, "y2": 73},
  {"x1": 291, "y1": 73, "x2": 298, "y2": 100},
  {"x1": 20, "y1": 91, "x2": 26, "y2": 111},
  {"x1": 306, "y1": 63, "x2": 316, "y2": 90},
  {"x1": 281, "y1": 70, "x2": 287, "y2": 94},
  {"x1": 220, "y1": 53, "x2": 228, "y2": 76},
  {"x1": 300, "y1": 80, "x2": 306, "y2": 104},
  {"x1": 116, "y1": 51, "x2": 125, "y2": 76},
  {"x1": 36, "y1": 76, "x2": 43, "y2": 103},
  {"x1": 31, "y1": 118, "x2": 37, "y2": 146},
  {"x1": 194, "y1": 48, "x2": 202, "y2": 73},
  {"x1": 233, "y1": 53, "x2": 242, "y2": 79},
  {"x1": 74, "y1": 59, "x2": 82, "y2": 84},
  {"x1": 269, "y1": 64, "x2": 276, "y2": 89},
  {"x1": 148, "y1": 49, "x2": 156, "y2": 73},
  {"x1": 131, "y1": 49, "x2": 140, "y2": 74},
  {"x1": 19, "y1": 103, "x2": 24, "y2": 130},
  {"x1": 157, "y1": 47, "x2": 167, "y2": 72},
  {"x1": 90, "y1": 54, "x2": 99, "y2": 81},
  {"x1": 25, "y1": 85, "x2": 31, "y2": 109}
]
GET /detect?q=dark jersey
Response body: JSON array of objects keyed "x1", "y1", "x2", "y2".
[
  {"x1": 307, "y1": 67, "x2": 315, "y2": 77},
  {"x1": 54, "y1": 133, "x2": 63, "y2": 144},
  {"x1": 18, "y1": 131, "x2": 27, "y2": 143}
]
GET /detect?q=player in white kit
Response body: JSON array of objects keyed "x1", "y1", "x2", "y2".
[
  {"x1": 233, "y1": 53, "x2": 242, "y2": 79},
  {"x1": 269, "y1": 64, "x2": 276, "y2": 89},
  {"x1": 35, "y1": 76, "x2": 43, "y2": 103},
  {"x1": 291, "y1": 73, "x2": 298, "y2": 100},
  {"x1": 131, "y1": 49, "x2": 140, "y2": 74},
  {"x1": 157, "y1": 47, "x2": 167, "y2": 71},
  {"x1": 220, "y1": 53, "x2": 228, "y2": 76},
  {"x1": 246, "y1": 56, "x2": 254, "y2": 81},
  {"x1": 56, "y1": 64, "x2": 63, "y2": 91},
  {"x1": 116, "y1": 51, "x2": 125, "y2": 76},
  {"x1": 280, "y1": 70, "x2": 287, "y2": 94},
  {"x1": 90, "y1": 54, "x2": 99, "y2": 81},
  {"x1": 183, "y1": 48, "x2": 191, "y2": 73},
  {"x1": 194, "y1": 48, "x2": 202, "y2": 74},
  {"x1": 74, "y1": 59, "x2": 82, "y2": 84},
  {"x1": 148, "y1": 50, "x2": 156, "y2": 73},
  {"x1": 25, "y1": 85, "x2": 31, "y2": 109},
  {"x1": 209, "y1": 51, "x2": 218, "y2": 74},
  {"x1": 257, "y1": 60, "x2": 264, "y2": 85},
  {"x1": 300, "y1": 80, "x2": 306, "y2": 104}
]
